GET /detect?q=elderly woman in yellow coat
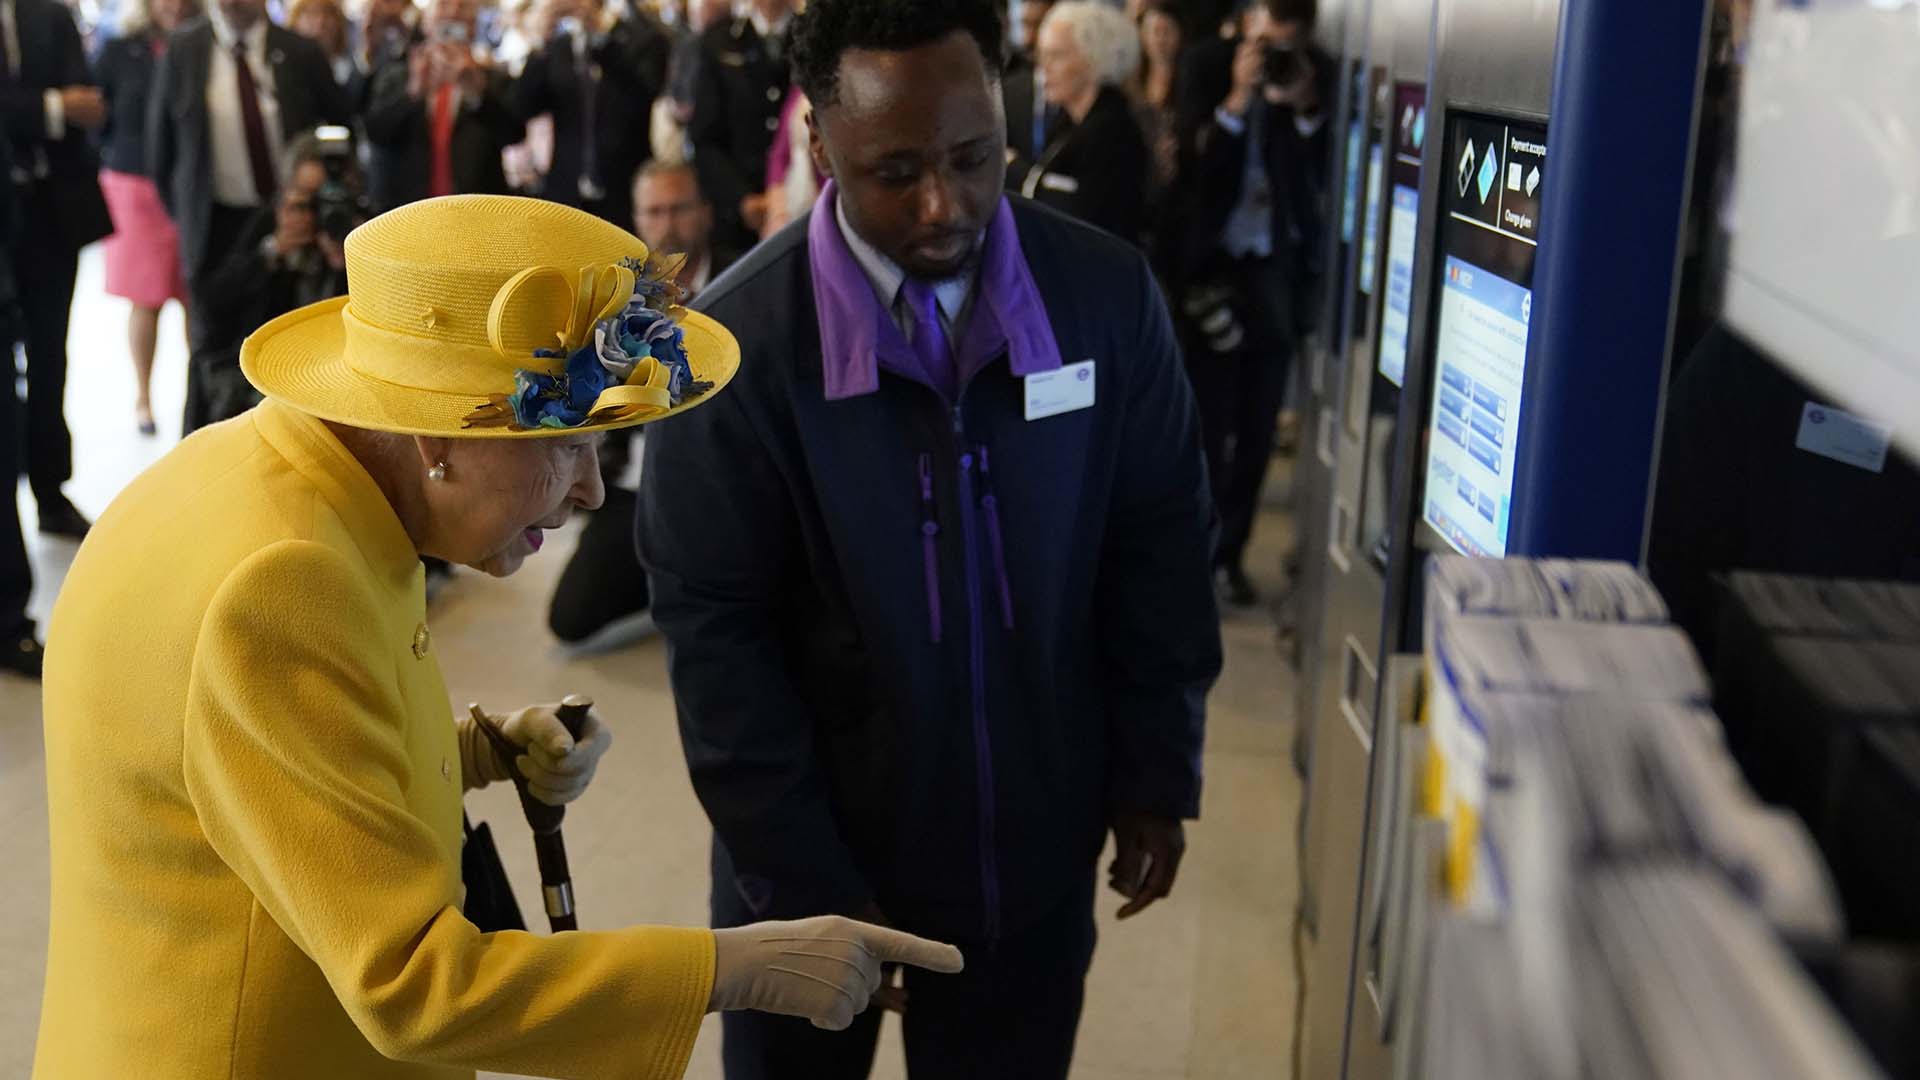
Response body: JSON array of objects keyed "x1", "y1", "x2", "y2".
[{"x1": 34, "y1": 195, "x2": 960, "y2": 1079}]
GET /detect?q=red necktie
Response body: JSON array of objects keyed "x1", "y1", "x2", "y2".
[
  {"x1": 231, "y1": 41, "x2": 278, "y2": 203},
  {"x1": 429, "y1": 85, "x2": 456, "y2": 198}
]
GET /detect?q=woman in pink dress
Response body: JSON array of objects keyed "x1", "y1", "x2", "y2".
[{"x1": 94, "y1": 0, "x2": 198, "y2": 436}]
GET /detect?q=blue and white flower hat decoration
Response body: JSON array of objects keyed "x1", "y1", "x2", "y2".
[{"x1": 240, "y1": 194, "x2": 740, "y2": 439}]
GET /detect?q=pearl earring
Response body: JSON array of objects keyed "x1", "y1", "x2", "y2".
[{"x1": 427, "y1": 462, "x2": 448, "y2": 482}]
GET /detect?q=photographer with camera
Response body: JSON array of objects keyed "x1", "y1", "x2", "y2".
[
  {"x1": 515, "y1": 0, "x2": 670, "y2": 231},
  {"x1": 1171, "y1": 0, "x2": 1331, "y2": 607},
  {"x1": 363, "y1": 0, "x2": 524, "y2": 211},
  {"x1": 183, "y1": 129, "x2": 364, "y2": 431}
]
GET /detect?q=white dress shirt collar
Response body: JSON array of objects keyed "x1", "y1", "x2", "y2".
[
  {"x1": 208, "y1": 6, "x2": 269, "y2": 59},
  {"x1": 834, "y1": 193, "x2": 974, "y2": 339}
]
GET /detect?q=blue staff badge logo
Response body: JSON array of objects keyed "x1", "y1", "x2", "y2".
[
  {"x1": 1077, "y1": 367, "x2": 1092, "y2": 382},
  {"x1": 1476, "y1": 147, "x2": 1499, "y2": 204},
  {"x1": 1809, "y1": 408, "x2": 1827, "y2": 424},
  {"x1": 1457, "y1": 140, "x2": 1476, "y2": 198}
]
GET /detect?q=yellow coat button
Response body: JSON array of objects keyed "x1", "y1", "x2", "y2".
[
  {"x1": 412, "y1": 624, "x2": 430, "y2": 659},
  {"x1": 441, "y1": 758, "x2": 452, "y2": 782}
]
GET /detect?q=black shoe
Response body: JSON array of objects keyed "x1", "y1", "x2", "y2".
[
  {"x1": 1220, "y1": 566, "x2": 1259, "y2": 608},
  {"x1": 0, "y1": 632, "x2": 44, "y2": 679},
  {"x1": 37, "y1": 497, "x2": 92, "y2": 540},
  {"x1": 37, "y1": 498, "x2": 93, "y2": 540}
]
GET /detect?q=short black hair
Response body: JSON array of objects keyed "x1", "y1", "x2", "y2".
[
  {"x1": 791, "y1": 0, "x2": 1006, "y2": 109},
  {"x1": 1265, "y1": 0, "x2": 1318, "y2": 28}
]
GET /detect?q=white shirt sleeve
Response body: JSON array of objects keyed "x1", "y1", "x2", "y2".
[{"x1": 43, "y1": 89, "x2": 66, "y2": 139}]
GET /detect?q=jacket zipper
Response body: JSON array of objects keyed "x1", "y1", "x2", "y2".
[
  {"x1": 918, "y1": 454, "x2": 943, "y2": 644},
  {"x1": 952, "y1": 405, "x2": 1003, "y2": 943},
  {"x1": 975, "y1": 445, "x2": 1016, "y2": 632}
]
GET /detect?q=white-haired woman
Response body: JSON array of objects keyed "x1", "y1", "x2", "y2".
[{"x1": 1018, "y1": 0, "x2": 1150, "y2": 244}]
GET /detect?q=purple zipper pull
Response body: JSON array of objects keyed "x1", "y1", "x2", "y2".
[
  {"x1": 975, "y1": 445, "x2": 1016, "y2": 632},
  {"x1": 919, "y1": 453, "x2": 943, "y2": 644}
]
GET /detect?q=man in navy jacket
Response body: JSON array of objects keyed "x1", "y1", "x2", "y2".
[{"x1": 637, "y1": 1, "x2": 1222, "y2": 1076}]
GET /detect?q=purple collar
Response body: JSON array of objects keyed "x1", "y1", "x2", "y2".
[{"x1": 808, "y1": 179, "x2": 1062, "y2": 402}]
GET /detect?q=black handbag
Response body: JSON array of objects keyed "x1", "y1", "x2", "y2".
[{"x1": 461, "y1": 813, "x2": 526, "y2": 932}]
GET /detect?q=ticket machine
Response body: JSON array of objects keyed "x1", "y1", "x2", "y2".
[{"x1": 1298, "y1": 0, "x2": 1712, "y2": 1074}]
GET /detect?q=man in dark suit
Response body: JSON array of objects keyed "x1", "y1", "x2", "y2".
[
  {"x1": 640, "y1": 2, "x2": 1221, "y2": 1076},
  {"x1": 1173, "y1": 0, "x2": 1331, "y2": 606},
  {"x1": 515, "y1": 0, "x2": 670, "y2": 232},
  {"x1": 999, "y1": 0, "x2": 1054, "y2": 164},
  {"x1": 0, "y1": 130, "x2": 42, "y2": 675},
  {"x1": 148, "y1": 0, "x2": 350, "y2": 431},
  {"x1": 363, "y1": 0, "x2": 522, "y2": 211},
  {"x1": 2, "y1": 0, "x2": 113, "y2": 538},
  {"x1": 688, "y1": 0, "x2": 792, "y2": 250}
]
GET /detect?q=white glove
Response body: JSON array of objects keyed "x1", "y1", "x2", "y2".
[
  {"x1": 708, "y1": 916, "x2": 965, "y2": 1031},
  {"x1": 456, "y1": 703, "x2": 612, "y2": 805}
]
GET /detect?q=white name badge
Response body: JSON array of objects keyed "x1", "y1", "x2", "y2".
[
  {"x1": 1025, "y1": 360, "x2": 1096, "y2": 421},
  {"x1": 1795, "y1": 401, "x2": 1890, "y2": 474}
]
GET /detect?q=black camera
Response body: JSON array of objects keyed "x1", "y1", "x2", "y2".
[
  {"x1": 1263, "y1": 44, "x2": 1304, "y2": 87},
  {"x1": 312, "y1": 126, "x2": 371, "y2": 243}
]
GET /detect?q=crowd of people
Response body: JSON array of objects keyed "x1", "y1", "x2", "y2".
[
  {"x1": 12, "y1": 0, "x2": 1340, "y2": 1076},
  {"x1": 4, "y1": 0, "x2": 1329, "y2": 673}
]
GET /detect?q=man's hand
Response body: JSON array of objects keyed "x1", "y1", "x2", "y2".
[
  {"x1": 60, "y1": 86, "x2": 106, "y2": 130},
  {"x1": 740, "y1": 192, "x2": 770, "y2": 233},
  {"x1": 1108, "y1": 810, "x2": 1186, "y2": 919},
  {"x1": 1222, "y1": 37, "x2": 1264, "y2": 118},
  {"x1": 272, "y1": 198, "x2": 317, "y2": 257},
  {"x1": 451, "y1": 49, "x2": 488, "y2": 98},
  {"x1": 406, "y1": 46, "x2": 436, "y2": 97},
  {"x1": 317, "y1": 233, "x2": 347, "y2": 272}
]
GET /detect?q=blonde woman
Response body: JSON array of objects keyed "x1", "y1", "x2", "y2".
[
  {"x1": 93, "y1": 0, "x2": 199, "y2": 435},
  {"x1": 289, "y1": 0, "x2": 365, "y2": 95}
]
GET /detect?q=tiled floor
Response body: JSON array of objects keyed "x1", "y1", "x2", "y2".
[{"x1": 0, "y1": 248, "x2": 1304, "y2": 1079}]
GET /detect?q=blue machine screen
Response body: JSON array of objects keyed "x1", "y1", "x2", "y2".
[
  {"x1": 1421, "y1": 113, "x2": 1545, "y2": 558},
  {"x1": 1375, "y1": 183, "x2": 1419, "y2": 386},
  {"x1": 1425, "y1": 256, "x2": 1529, "y2": 556}
]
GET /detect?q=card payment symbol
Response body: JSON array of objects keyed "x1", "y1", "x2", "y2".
[
  {"x1": 1457, "y1": 141, "x2": 1476, "y2": 198},
  {"x1": 1526, "y1": 166, "x2": 1541, "y2": 197},
  {"x1": 1476, "y1": 147, "x2": 1499, "y2": 204}
]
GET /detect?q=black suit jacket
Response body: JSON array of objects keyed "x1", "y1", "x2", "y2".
[
  {"x1": 688, "y1": 16, "x2": 787, "y2": 242},
  {"x1": 146, "y1": 18, "x2": 350, "y2": 280},
  {"x1": 1171, "y1": 36, "x2": 1332, "y2": 287},
  {"x1": 1, "y1": 0, "x2": 111, "y2": 250},
  {"x1": 1014, "y1": 86, "x2": 1148, "y2": 246},
  {"x1": 185, "y1": 202, "x2": 348, "y2": 428},
  {"x1": 515, "y1": 14, "x2": 670, "y2": 228},
  {"x1": 363, "y1": 63, "x2": 522, "y2": 211},
  {"x1": 94, "y1": 30, "x2": 165, "y2": 176}
]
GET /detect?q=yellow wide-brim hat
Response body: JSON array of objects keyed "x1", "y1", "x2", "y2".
[{"x1": 241, "y1": 194, "x2": 740, "y2": 438}]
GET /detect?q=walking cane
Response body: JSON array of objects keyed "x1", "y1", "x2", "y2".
[{"x1": 469, "y1": 695, "x2": 593, "y2": 932}]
